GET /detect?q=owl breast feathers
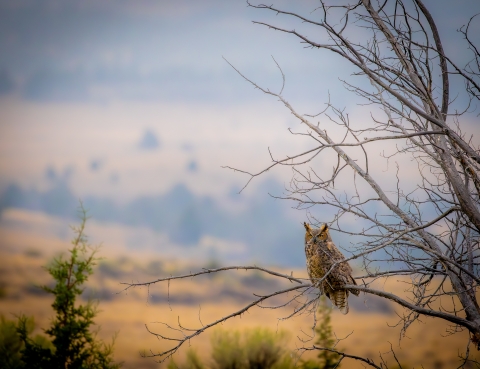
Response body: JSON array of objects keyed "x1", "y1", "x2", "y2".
[{"x1": 304, "y1": 222, "x2": 359, "y2": 314}]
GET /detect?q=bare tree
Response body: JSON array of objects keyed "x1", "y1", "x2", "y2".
[{"x1": 121, "y1": 1, "x2": 480, "y2": 367}]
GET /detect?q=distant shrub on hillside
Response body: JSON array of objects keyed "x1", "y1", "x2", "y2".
[{"x1": 168, "y1": 328, "x2": 293, "y2": 369}]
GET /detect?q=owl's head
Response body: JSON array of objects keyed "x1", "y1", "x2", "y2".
[{"x1": 304, "y1": 222, "x2": 330, "y2": 243}]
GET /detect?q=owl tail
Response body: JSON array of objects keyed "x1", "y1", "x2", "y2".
[{"x1": 330, "y1": 290, "x2": 349, "y2": 315}]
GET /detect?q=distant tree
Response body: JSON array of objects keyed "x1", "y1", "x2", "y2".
[
  {"x1": 314, "y1": 297, "x2": 341, "y2": 368},
  {"x1": 300, "y1": 296, "x2": 341, "y2": 369},
  {"x1": 15, "y1": 206, "x2": 121, "y2": 369}
]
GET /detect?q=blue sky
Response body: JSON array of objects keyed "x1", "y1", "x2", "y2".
[
  {"x1": 0, "y1": 0, "x2": 349, "y2": 200},
  {"x1": 0, "y1": 0, "x2": 344, "y2": 104},
  {"x1": 1, "y1": 0, "x2": 478, "y2": 196}
]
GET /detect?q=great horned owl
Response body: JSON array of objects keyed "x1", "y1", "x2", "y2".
[{"x1": 304, "y1": 222, "x2": 359, "y2": 314}]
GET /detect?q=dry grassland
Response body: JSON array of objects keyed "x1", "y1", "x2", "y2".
[{"x1": 1, "y1": 223, "x2": 478, "y2": 368}]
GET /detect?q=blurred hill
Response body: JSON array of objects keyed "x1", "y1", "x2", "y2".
[{"x1": 0, "y1": 178, "x2": 307, "y2": 266}]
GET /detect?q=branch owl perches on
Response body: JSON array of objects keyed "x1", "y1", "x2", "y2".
[{"x1": 304, "y1": 222, "x2": 359, "y2": 314}]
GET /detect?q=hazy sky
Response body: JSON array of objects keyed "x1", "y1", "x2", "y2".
[{"x1": 0, "y1": 0, "x2": 479, "y2": 203}]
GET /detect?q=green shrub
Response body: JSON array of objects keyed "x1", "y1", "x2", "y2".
[
  {"x1": 0, "y1": 314, "x2": 24, "y2": 369},
  {"x1": 168, "y1": 349, "x2": 206, "y2": 369},
  {"x1": 168, "y1": 327, "x2": 294, "y2": 369},
  {"x1": 211, "y1": 328, "x2": 291, "y2": 369},
  {"x1": 211, "y1": 329, "x2": 245, "y2": 369},
  {"x1": 243, "y1": 328, "x2": 289, "y2": 369},
  {"x1": 0, "y1": 313, "x2": 55, "y2": 368}
]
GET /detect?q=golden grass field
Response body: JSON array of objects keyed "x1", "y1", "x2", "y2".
[{"x1": 1, "y1": 211, "x2": 479, "y2": 368}]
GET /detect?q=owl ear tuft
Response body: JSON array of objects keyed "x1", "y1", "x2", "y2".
[{"x1": 304, "y1": 222, "x2": 312, "y2": 233}]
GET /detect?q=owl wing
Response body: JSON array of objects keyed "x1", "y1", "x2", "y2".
[{"x1": 326, "y1": 242, "x2": 359, "y2": 296}]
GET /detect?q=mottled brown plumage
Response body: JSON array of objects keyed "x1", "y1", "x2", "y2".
[{"x1": 304, "y1": 222, "x2": 359, "y2": 314}]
